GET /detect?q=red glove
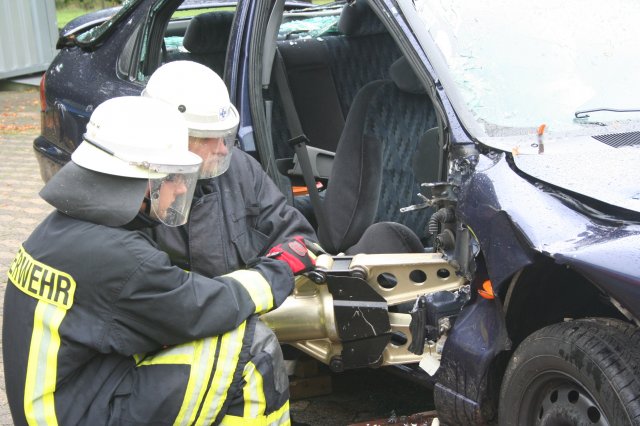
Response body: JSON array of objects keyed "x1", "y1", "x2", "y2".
[{"x1": 267, "y1": 236, "x2": 318, "y2": 275}]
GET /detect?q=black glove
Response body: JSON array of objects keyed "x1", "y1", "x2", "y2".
[{"x1": 267, "y1": 236, "x2": 320, "y2": 275}]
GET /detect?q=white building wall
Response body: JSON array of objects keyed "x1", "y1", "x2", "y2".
[{"x1": 0, "y1": 0, "x2": 58, "y2": 79}]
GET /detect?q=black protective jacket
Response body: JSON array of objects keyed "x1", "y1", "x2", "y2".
[
  {"x1": 149, "y1": 149, "x2": 316, "y2": 277},
  {"x1": 3, "y1": 211, "x2": 293, "y2": 425}
]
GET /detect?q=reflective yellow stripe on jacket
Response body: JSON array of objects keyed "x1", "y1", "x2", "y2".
[
  {"x1": 134, "y1": 344, "x2": 195, "y2": 366},
  {"x1": 224, "y1": 270, "x2": 273, "y2": 314},
  {"x1": 220, "y1": 401, "x2": 291, "y2": 426},
  {"x1": 242, "y1": 361, "x2": 266, "y2": 418},
  {"x1": 134, "y1": 322, "x2": 247, "y2": 426},
  {"x1": 24, "y1": 303, "x2": 66, "y2": 426},
  {"x1": 7, "y1": 246, "x2": 75, "y2": 426},
  {"x1": 218, "y1": 360, "x2": 290, "y2": 426}
]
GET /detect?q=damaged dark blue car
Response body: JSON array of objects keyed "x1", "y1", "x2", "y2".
[{"x1": 35, "y1": 0, "x2": 640, "y2": 424}]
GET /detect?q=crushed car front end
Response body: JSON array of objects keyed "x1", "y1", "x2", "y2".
[{"x1": 387, "y1": 0, "x2": 640, "y2": 423}]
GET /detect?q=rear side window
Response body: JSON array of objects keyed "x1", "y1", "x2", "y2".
[
  {"x1": 117, "y1": 24, "x2": 142, "y2": 78},
  {"x1": 158, "y1": 6, "x2": 237, "y2": 79},
  {"x1": 76, "y1": 0, "x2": 145, "y2": 45},
  {"x1": 163, "y1": 6, "x2": 236, "y2": 56},
  {"x1": 279, "y1": 3, "x2": 342, "y2": 40}
]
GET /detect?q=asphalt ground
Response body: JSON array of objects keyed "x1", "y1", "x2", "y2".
[{"x1": 0, "y1": 85, "x2": 436, "y2": 425}]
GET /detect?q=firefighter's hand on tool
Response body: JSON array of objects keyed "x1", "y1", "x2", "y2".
[{"x1": 267, "y1": 236, "x2": 318, "y2": 275}]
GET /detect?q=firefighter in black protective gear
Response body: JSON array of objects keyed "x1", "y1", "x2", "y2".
[
  {"x1": 141, "y1": 61, "x2": 318, "y2": 279},
  {"x1": 3, "y1": 96, "x2": 316, "y2": 425},
  {"x1": 140, "y1": 61, "x2": 321, "y2": 425}
]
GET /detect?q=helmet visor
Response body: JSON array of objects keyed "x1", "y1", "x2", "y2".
[
  {"x1": 148, "y1": 163, "x2": 200, "y2": 226},
  {"x1": 188, "y1": 126, "x2": 238, "y2": 179}
]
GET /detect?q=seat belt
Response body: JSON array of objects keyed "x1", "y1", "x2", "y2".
[{"x1": 272, "y1": 49, "x2": 328, "y2": 233}]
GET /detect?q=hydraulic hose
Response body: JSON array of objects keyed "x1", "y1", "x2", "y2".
[{"x1": 428, "y1": 207, "x2": 455, "y2": 238}]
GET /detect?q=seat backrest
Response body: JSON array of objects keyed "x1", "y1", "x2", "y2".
[
  {"x1": 277, "y1": 38, "x2": 345, "y2": 153},
  {"x1": 179, "y1": 11, "x2": 234, "y2": 77},
  {"x1": 272, "y1": 0, "x2": 401, "y2": 159},
  {"x1": 318, "y1": 57, "x2": 439, "y2": 253},
  {"x1": 324, "y1": 0, "x2": 401, "y2": 117}
]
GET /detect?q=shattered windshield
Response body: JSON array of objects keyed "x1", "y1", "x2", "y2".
[{"x1": 411, "y1": 0, "x2": 640, "y2": 138}]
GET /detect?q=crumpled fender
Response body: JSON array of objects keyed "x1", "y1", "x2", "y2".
[
  {"x1": 457, "y1": 153, "x2": 640, "y2": 317},
  {"x1": 434, "y1": 296, "x2": 510, "y2": 425},
  {"x1": 435, "y1": 152, "x2": 640, "y2": 424}
]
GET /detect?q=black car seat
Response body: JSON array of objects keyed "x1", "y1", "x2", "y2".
[
  {"x1": 273, "y1": 0, "x2": 401, "y2": 158},
  {"x1": 325, "y1": 0, "x2": 401, "y2": 120},
  {"x1": 180, "y1": 11, "x2": 234, "y2": 77},
  {"x1": 317, "y1": 56, "x2": 439, "y2": 254}
]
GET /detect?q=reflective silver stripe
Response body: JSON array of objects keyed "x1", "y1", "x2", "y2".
[
  {"x1": 197, "y1": 322, "x2": 247, "y2": 425},
  {"x1": 242, "y1": 361, "x2": 265, "y2": 418},
  {"x1": 25, "y1": 302, "x2": 65, "y2": 426},
  {"x1": 173, "y1": 321, "x2": 247, "y2": 425},
  {"x1": 224, "y1": 270, "x2": 273, "y2": 313},
  {"x1": 174, "y1": 337, "x2": 219, "y2": 426}
]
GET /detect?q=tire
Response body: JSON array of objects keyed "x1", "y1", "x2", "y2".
[{"x1": 499, "y1": 319, "x2": 640, "y2": 426}]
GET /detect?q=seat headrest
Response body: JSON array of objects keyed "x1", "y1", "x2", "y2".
[
  {"x1": 338, "y1": 0, "x2": 387, "y2": 37},
  {"x1": 183, "y1": 11, "x2": 234, "y2": 54},
  {"x1": 389, "y1": 56, "x2": 426, "y2": 94}
]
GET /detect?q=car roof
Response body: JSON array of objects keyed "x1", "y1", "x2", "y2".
[{"x1": 60, "y1": 0, "x2": 316, "y2": 48}]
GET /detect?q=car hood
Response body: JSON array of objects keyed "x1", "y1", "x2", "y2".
[{"x1": 481, "y1": 133, "x2": 640, "y2": 214}]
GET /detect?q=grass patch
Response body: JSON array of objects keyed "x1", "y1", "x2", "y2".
[
  {"x1": 171, "y1": 6, "x2": 235, "y2": 20},
  {"x1": 57, "y1": 0, "x2": 339, "y2": 29},
  {"x1": 57, "y1": 7, "x2": 98, "y2": 28}
]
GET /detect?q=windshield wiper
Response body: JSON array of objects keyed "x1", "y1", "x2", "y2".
[{"x1": 574, "y1": 108, "x2": 640, "y2": 119}]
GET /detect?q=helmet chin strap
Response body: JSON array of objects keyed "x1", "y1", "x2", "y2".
[
  {"x1": 142, "y1": 195, "x2": 153, "y2": 215},
  {"x1": 136, "y1": 210, "x2": 160, "y2": 227},
  {"x1": 124, "y1": 196, "x2": 160, "y2": 230},
  {"x1": 123, "y1": 211, "x2": 160, "y2": 230},
  {"x1": 142, "y1": 194, "x2": 159, "y2": 223}
]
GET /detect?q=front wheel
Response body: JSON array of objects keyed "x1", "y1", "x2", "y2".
[{"x1": 499, "y1": 319, "x2": 640, "y2": 426}]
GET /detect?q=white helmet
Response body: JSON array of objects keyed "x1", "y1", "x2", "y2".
[
  {"x1": 143, "y1": 60, "x2": 239, "y2": 178},
  {"x1": 72, "y1": 96, "x2": 203, "y2": 226}
]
